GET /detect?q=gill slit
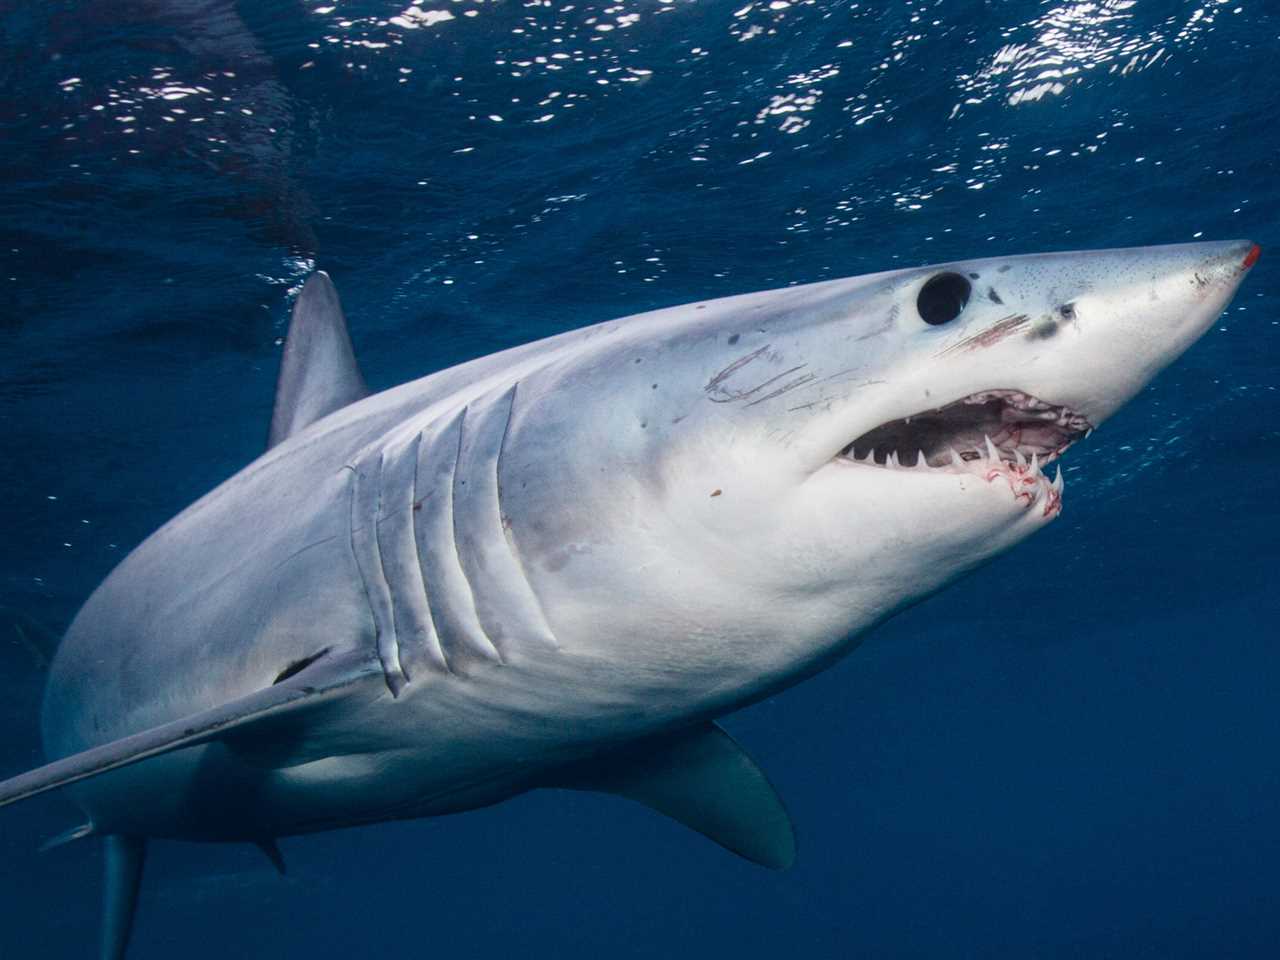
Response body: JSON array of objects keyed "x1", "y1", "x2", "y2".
[
  {"x1": 494, "y1": 381, "x2": 559, "y2": 650},
  {"x1": 452, "y1": 403, "x2": 506, "y2": 664},
  {"x1": 399, "y1": 433, "x2": 452, "y2": 675},
  {"x1": 345, "y1": 462, "x2": 407, "y2": 697}
]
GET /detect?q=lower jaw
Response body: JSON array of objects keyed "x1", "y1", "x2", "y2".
[
  {"x1": 837, "y1": 451, "x2": 1065, "y2": 518},
  {"x1": 976, "y1": 458, "x2": 1063, "y2": 518}
]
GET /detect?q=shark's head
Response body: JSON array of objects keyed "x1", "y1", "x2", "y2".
[{"x1": 505, "y1": 240, "x2": 1258, "y2": 708}]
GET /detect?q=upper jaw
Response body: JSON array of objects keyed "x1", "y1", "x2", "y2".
[
  {"x1": 840, "y1": 388, "x2": 1092, "y2": 469},
  {"x1": 832, "y1": 387, "x2": 1090, "y2": 518}
]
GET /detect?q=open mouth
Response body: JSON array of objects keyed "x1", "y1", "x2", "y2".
[{"x1": 838, "y1": 389, "x2": 1093, "y2": 515}]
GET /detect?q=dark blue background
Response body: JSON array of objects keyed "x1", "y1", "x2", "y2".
[{"x1": 2, "y1": 1, "x2": 1277, "y2": 956}]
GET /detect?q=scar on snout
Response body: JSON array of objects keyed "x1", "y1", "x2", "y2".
[
  {"x1": 728, "y1": 333, "x2": 740, "y2": 345},
  {"x1": 987, "y1": 287, "x2": 1004, "y2": 305},
  {"x1": 1027, "y1": 318, "x2": 1059, "y2": 340},
  {"x1": 710, "y1": 489, "x2": 722, "y2": 497},
  {"x1": 937, "y1": 313, "x2": 1030, "y2": 355}
]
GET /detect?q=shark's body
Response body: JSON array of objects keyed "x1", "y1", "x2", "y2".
[{"x1": 2, "y1": 240, "x2": 1260, "y2": 957}]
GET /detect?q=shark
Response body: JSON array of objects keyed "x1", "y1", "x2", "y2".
[{"x1": 0, "y1": 239, "x2": 1259, "y2": 958}]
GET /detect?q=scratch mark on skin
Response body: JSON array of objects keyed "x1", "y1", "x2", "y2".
[
  {"x1": 745, "y1": 372, "x2": 819, "y2": 407},
  {"x1": 821, "y1": 368, "x2": 860, "y2": 383},
  {"x1": 854, "y1": 309, "x2": 896, "y2": 342},
  {"x1": 787, "y1": 398, "x2": 831, "y2": 413},
  {"x1": 705, "y1": 345, "x2": 770, "y2": 393},
  {"x1": 705, "y1": 338, "x2": 812, "y2": 405},
  {"x1": 708, "y1": 364, "x2": 808, "y2": 404},
  {"x1": 824, "y1": 375, "x2": 886, "y2": 389},
  {"x1": 272, "y1": 535, "x2": 340, "y2": 571},
  {"x1": 937, "y1": 314, "x2": 1030, "y2": 356}
]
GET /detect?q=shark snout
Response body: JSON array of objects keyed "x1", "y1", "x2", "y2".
[
  {"x1": 1243, "y1": 242, "x2": 1262, "y2": 270},
  {"x1": 1127, "y1": 240, "x2": 1252, "y2": 407},
  {"x1": 1194, "y1": 238, "x2": 1259, "y2": 291},
  {"x1": 1009, "y1": 239, "x2": 1259, "y2": 432}
]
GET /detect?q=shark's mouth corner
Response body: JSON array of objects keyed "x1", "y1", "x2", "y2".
[{"x1": 838, "y1": 389, "x2": 1093, "y2": 516}]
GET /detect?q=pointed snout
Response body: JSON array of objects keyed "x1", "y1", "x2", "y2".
[
  {"x1": 1190, "y1": 238, "x2": 1259, "y2": 287},
  {"x1": 1105, "y1": 238, "x2": 1257, "y2": 290},
  {"x1": 1045, "y1": 239, "x2": 1259, "y2": 427},
  {"x1": 1139, "y1": 237, "x2": 1257, "y2": 326}
]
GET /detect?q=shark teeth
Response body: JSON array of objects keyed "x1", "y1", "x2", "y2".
[
  {"x1": 838, "y1": 394, "x2": 1089, "y2": 520},
  {"x1": 837, "y1": 390, "x2": 1091, "y2": 526},
  {"x1": 841, "y1": 388, "x2": 1092, "y2": 475}
]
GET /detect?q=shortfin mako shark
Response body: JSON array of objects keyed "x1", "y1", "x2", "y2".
[{"x1": 0, "y1": 239, "x2": 1260, "y2": 958}]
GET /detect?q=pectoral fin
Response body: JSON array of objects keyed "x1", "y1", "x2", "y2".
[
  {"x1": 554, "y1": 723, "x2": 796, "y2": 870},
  {"x1": 0, "y1": 650, "x2": 378, "y2": 811},
  {"x1": 267, "y1": 270, "x2": 369, "y2": 449}
]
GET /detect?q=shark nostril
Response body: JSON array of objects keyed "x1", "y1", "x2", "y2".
[{"x1": 1243, "y1": 244, "x2": 1261, "y2": 270}]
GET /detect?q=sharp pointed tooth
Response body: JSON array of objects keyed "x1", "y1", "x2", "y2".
[
  {"x1": 1085, "y1": 428, "x2": 1094, "y2": 440},
  {"x1": 1052, "y1": 466, "x2": 1063, "y2": 492},
  {"x1": 1014, "y1": 448, "x2": 1027, "y2": 468},
  {"x1": 917, "y1": 449, "x2": 929, "y2": 471},
  {"x1": 887, "y1": 451, "x2": 899, "y2": 469},
  {"x1": 949, "y1": 447, "x2": 964, "y2": 468},
  {"x1": 984, "y1": 434, "x2": 1000, "y2": 462},
  {"x1": 1030, "y1": 452, "x2": 1040, "y2": 476}
]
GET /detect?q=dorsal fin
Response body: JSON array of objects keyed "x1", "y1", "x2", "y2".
[
  {"x1": 552, "y1": 722, "x2": 796, "y2": 870},
  {"x1": 267, "y1": 271, "x2": 369, "y2": 449}
]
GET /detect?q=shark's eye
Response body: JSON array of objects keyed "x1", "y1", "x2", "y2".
[{"x1": 917, "y1": 272, "x2": 971, "y2": 326}]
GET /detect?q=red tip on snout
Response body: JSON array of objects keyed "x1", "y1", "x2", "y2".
[{"x1": 1243, "y1": 244, "x2": 1261, "y2": 269}]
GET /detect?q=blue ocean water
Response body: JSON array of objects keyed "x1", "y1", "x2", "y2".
[{"x1": 1, "y1": 0, "x2": 1277, "y2": 956}]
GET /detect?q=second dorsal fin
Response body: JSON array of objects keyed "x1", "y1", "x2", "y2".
[{"x1": 267, "y1": 271, "x2": 370, "y2": 449}]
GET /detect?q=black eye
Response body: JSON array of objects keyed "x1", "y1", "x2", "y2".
[
  {"x1": 1059, "y1": 302, "x2": 1077, "y2": 320},
  {"x1": 917, "y1": 272, "x2": 971, "y2": 326}
]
